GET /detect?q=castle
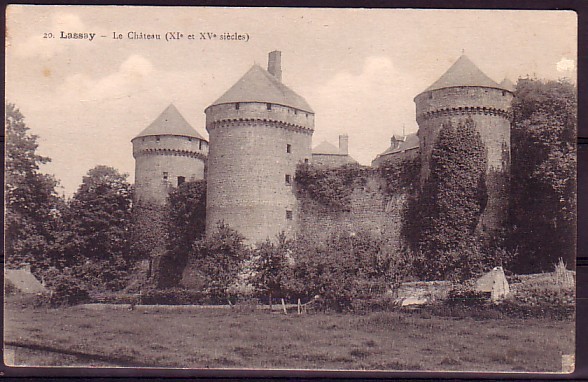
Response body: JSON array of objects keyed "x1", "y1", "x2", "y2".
[{"x1": 132, "y1": 51, "x2": 514, "y2": 248}]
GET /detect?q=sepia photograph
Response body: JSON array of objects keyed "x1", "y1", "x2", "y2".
[{"x1": 4, "y1": 6, "x2": 577, "y2": 373}]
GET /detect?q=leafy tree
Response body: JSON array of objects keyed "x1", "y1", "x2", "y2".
[
  {"x1": 190, "y1": 222, "x2": 248, "y2": 302},
  {"x1": 61, "y1": 165, "x2": 133, "y2": 290},
  {"x1": 157, "y1": 180, "x2": 207, "y2": 288},
  {"x1": 414, "y1": 117, "x2": 488, "y2": 281},
  {"x1": 251, "y1": 233, "x2": 291, "y2": 309},
  {"x1": 509, "y1": 79, "x2": 577, "y2": 272},
  {"x1": 286, "y1": 230, "x2": 399, "y2": 312},
  {"x1": 5, "y1": 103, "x2": 60, "y2": 272}
]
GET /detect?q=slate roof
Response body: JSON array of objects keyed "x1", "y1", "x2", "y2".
[
  {"x1": 378, "y1": 133, "x2": 420, "y2": 156},
  {"x1": 425, "y1": 55, "x2": 500, "y2": 92},
  {"x1": 210, "y1": 64, "x2": 314, "y2": 113},
  {"x1": 134, "y1": 104, "x2": 205, "y2": 140},
  {"x1": 499, "y1": 78, "x2": 516, "y2": 92},
  {"x1": 312, "y1": 140, "x2": 340, "y2": 155}
]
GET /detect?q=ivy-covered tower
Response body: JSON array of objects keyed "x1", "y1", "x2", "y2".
[
  {"x1": 414, "y1": 55, "x2": 514, "y2": 234},
  {"x1": 205, "y1": 51, "x2": 314, "y2": 244}
]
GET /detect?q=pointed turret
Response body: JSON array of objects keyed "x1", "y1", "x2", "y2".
[
  {"x1": 209, "y1": 64, "x2": 313, "y2": 113},
  {"x1": 134, "y1": 104, "x2": 204, "y2": 140},
  {"x1": 425, "y1": 55, "x2": 500, "y2": 92}
]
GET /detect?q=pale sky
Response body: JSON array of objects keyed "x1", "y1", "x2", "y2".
[{"x1": 6, "y1": 6, "x2": 577, "y2": 196}]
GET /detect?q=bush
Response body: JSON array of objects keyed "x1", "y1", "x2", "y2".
[
  {"x1": 46, "y1": 271, "x2": 90, "y2": 307},
  {"x1": 446, "y1": 286, "x2": 488, "y2": 308},
  {"x1": 140, "y1": 287, "x2": 209, "y2": 305}
]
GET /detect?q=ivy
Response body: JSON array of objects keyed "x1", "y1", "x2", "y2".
[
  {"x1": 294, "y1": 163, "x2": 368, "y2": 211},
  {"x1": 378, "y1": 156, "x2": 421, "y2": 196},
  {"x1": 409, "y1": 117, "x2": 489, "y2": 281}
]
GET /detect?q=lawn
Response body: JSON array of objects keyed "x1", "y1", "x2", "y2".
[{"x1": 4, "y1": 296, "x2": 574, "y2": 372}]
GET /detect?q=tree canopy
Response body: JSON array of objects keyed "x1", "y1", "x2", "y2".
[
  {"x1": 5, "y1": 103, "x2": 60, "y2": 271},
  {"x1": 509, "y1": 78, "x2": 577, "y2": 272}
]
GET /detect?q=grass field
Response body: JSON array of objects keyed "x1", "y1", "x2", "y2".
[{"x1": 4, "y1": 296, "x2": 574, "y2": 372}]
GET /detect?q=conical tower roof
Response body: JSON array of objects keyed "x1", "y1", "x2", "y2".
[
  {"x1": 424, "y1": 55, "x2": 500, "y2": 92},
  {"x1": 499, "y1": 78, "x2": 516, "y2": 92},
  {"x1": 209, "y1": 64, "x2": 313, "y2": 113},
  {"x1": 134, "y1": 104, "x2": 205, "y2": 140}
]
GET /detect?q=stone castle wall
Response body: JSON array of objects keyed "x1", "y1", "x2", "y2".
[
  {"x1": 205, "y1": 102, "x2": 314, "y2": 244},
  {"x1": 132, "y1": 135, "x2": 208, "y2": 205},
  {"x1": 311, "y1": 153, "x2": 356, "y2": 168},
  {"x1": 415, "y1": 86, "x2": 513, "y2": 233},
  {"x1": 296, "y1": 173, "x2": 407, "y2": 249}
]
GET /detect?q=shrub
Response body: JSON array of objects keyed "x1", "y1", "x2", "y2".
[
  {"x1": 140, "y1": 287, "x2": 209, "y2": 305},
  {"x1": 46, "y1": 271, "x2": 90, "y2": 307},
  {"x1": 446, "y1": 286, "x2": 488, "y2": 308}
]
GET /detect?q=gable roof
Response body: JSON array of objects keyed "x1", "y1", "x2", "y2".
[
  {"x1": 312, "y1": 140, "x2": 340, "y2": 155},
  {"x1": 378, "y1": 133, "x2": 420, "y2": 156},
  {"x1": 210, "y1": 64, "x2": 314, "y2": 113},
  {"x1": 425, "y1": 55, "x2": 500, "y2": 92},
  {"x1": 134, "y1": 104, "x2": 205, "y2": 140},
  {"x1": 5, "y1": 268, "x2": 47, "y2": 294}
]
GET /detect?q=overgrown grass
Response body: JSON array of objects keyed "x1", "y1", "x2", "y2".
[{"x1": 4, "y1": 296, "x2": 574, "y2": 372}]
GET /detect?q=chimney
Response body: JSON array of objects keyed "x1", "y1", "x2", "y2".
[
  {"x1": 268, "y1": 51, "x2": 282, "y2": 82},
  {"x1": 339, "y1": 134, "x2": 349, "y2": 155}
]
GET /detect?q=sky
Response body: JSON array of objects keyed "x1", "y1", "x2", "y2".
[{"x1": 6, "y1": 6, "x2": 577, "y2": 196}]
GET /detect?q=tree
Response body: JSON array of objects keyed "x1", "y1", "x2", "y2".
[
  {"x1": 509, "y1": 79, "x2": 577, "y2": 272},
  {"x1": 62, "y1": 165, "x2": 133, "y2": 290},
  {"x1": 156, "y1": 180, "x2": 207, "y2": 288},
  {"x1": 415, "y1": 117, "x2": 488, "y2": 281},
  {"x1": 251, "y1": 233, "x2": 291, "y2": 309},
  {"x1": 5, "y1": 103, "x2": 60, "y2": 272},
  {"x1": 190, "y1": 222, "x2": 248, "y2": 302}
]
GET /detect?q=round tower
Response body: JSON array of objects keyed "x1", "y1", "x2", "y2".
[
  {"x1": 414, "y1": 55, "x2": 514, "y2": 233},
  {"x1": 205, "y1": 51, "x2": 314, "y2": 244},
  {"x1": 132, "y1": 104, "x2": 208, "y2": 206}
]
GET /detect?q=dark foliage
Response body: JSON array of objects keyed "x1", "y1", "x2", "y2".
[
  {"x1": 44, "y1": 269, "x2": 91, "y2": 307},
  {"x1": 285, "y1": 231, "x2": 408, "y2": 312},
  {"x1": 295, "y1": 162, "x2": 368, "y2": 211},
  {"x1": 408, "y1": 117, "x2": 488, "y2": 281},
  {"x1": 157, "y1": 180, "x2": 207, "y2": 288},
  {"x1": 57, "y1": 166, "x2": 134, "y2": 291},
  {"x1": 378, "y1": 156, "x2": 421, "y2": 195},
  {"x1": 250, "y1": 233, "x2": 291, "y2": 304},
  {"x1": 508, "y1": 78, "x2": 577, "y2": 272},
  {"x1": 189, "y1": 222, "x2": 249, "y2": 302},
  {"x1": 141, "y1": 287, "x2": 209, "y2": 305},
  {"x1": 5, "y1": 103, "x2": 61, "y2": 273}
]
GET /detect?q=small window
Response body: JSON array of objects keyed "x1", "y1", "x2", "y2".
[
  {"x1": 286, "y1": 210, "x2": 293, "y2": 220},
  {"x1": 502, "y1": 91, "x2": 506, "y2": 96},
  {"x1": 163, "y1": 172, "x2": 168, "y2": 180},
  {"x1": 428, "y1": 93, "x2": 433, "y2": 100},
  {"x1": 304, "y1": 158, "x2": 309, "y2": 164},
  {"x1": 267, "y1": 103, "x2": 272, "y2": 110},
  {"x1": 286, "y1": 144, "x2": 292, "y2": 154},
  {"x1": 177, "y1": 176, "x2": 185, "y2": 186},
  {"x1": 156, "y1": 136, "x2": 161, "y2": 142},
  {"x1": 199, "y1": 140, "x2": 203, "y2": 150},
  {"x1": 235, "y1": 103, "x2": 240, "y2": 110},
  {"x1": 294, "y1": 110, "x2": 298, "y2": 115},
  {"x1": 285, "y1": 174, "x2": 292, "y2": 185}
]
